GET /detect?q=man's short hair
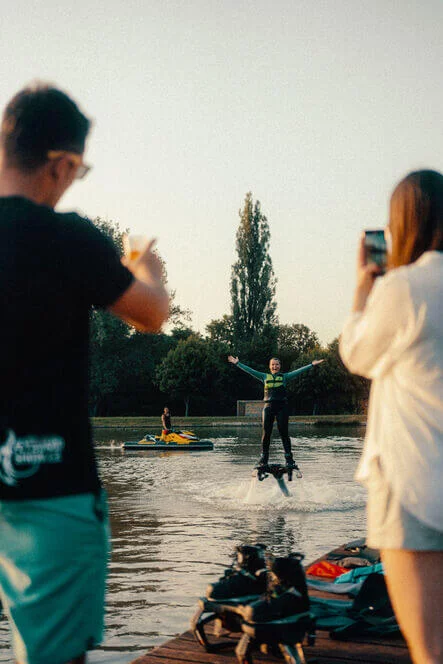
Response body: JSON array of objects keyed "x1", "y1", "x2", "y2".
[{"x1": 1, "y1": 83, "x2": 91, "y2": 171}]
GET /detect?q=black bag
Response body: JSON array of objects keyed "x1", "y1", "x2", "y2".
[{"x1": 330, "y1": 573, "x2": 399, "y2": 640}]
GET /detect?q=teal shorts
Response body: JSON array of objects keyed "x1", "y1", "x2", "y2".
[{"x1": 0, "y1": 491, "x2": 110, "y2": 664}]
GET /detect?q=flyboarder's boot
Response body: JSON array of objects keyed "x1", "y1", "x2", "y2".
[
  {"x1": 285, "y1": 453, "x2": 302, "y2": 479},
  {"x1": 256, "y1": 453, "x2": 269, "y2": 471},
  {"x1": 234, "y1": 554, "x2": 315, "y2": 663},
  {"x1": 255, "y1": 453, "x2": 270, "y2": 481},
  {"x1": 206, "y1": 544, "x2": 267, "y2": 602},
  {"x1": 239, "y1": 553, "x2": 310, "y2": 623}
]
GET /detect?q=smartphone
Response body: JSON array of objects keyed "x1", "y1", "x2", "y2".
[{"x1": 364, "y1": 229, "x2": 387, "y2": 273}]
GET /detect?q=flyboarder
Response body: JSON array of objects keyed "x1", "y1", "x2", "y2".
[{"x1": 228, "y1": 356, "x2": 324, "y2": 474}]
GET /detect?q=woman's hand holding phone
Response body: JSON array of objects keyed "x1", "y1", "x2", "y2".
[
  {"x1": 352, "y1": 234, "x2": 384, "y2": 312},
  {"x1": 363, "y1": 229, "x2": 387, "y2": 272}
]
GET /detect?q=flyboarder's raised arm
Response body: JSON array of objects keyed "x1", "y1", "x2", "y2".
[
  {"x1": 227, "y1": 356, "x2": 266, "y2": 382},
  {"x1": 284, "y1": 359, "x2": 325, "y2": 382}
]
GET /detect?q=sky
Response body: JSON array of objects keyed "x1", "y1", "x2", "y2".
[{"x1": 1, "y1": 0, "x2": 442, "y2": 344}]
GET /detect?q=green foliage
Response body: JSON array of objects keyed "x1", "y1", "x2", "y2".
[
  {"x1": 169, "y1": 299, "x2": 192, "y2": 328},
  {"x1": 89, "y1": 310, "x2": 131, "y2": 415},
  {"x1": 89, "y1": 308, "x2": 176, "y2": 416},
  {"x1": 155, "y1": 335, "x2": 229, "y2": 415},
  {"x1": 287, "y1": 338, "x2": 370, "y2": 415},
  {"x1": 88, "y1": 217, "x2": 192, "y2": 415},
  {"x1": 111, "y1": 331, "x2": 176, "y2": 415},
  {"x1": 231, "y1": 193, "x2": 277, "y2": 342},
  {"x1": 85, "y1": 216, "x2": 369, "y2": 418},
  {"x1": 170, "y1": 327, "x2": 196, "y2": 343},
  {"x1": 238, "y1": 324, "x2": 279, "y2": 369},
  {"x1": 92, "y1": 216, "x2": 127, "y2": 256},
  {"x1": 206, "y1": 315, "x2": 235, "y2": 345},
  {"x1": 277, "y1": 323, "x2": 320, "y2": 368}
]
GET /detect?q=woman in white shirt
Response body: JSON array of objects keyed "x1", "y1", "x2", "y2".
[{"x1": 340, "y1": 170, "x2": 443, "y2": 664}]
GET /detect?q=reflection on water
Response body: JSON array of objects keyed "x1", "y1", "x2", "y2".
[{"x1": 0, "y1": 425, "x2": 366, "y2": 663}]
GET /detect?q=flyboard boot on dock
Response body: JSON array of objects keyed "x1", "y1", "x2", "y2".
[
  {"x1": 235, "y1": 553, "x2": 315, "y2": 664},
  {"x1": 191, "y1": 548, "x2": 316, "y2": 663},
  {"x1": 191, "y1": 544, "x2": 267, "y2": 651},
  {"x1": 207, "y1": 544, "x2": 268, "y2": 602}
]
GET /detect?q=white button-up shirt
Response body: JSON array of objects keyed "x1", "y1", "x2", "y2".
[{"x1": 340, "y1": 251, "x2": 443, "y2": 531}]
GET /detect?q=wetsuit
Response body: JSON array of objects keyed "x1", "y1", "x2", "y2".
[{"x1": 236, "y1": 362, "x2": 314, "y2": 464}]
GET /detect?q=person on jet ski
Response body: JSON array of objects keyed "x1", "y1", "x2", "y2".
[
  {"x1": 161, "y1": 406, "x2": 172, "y2": 440},
  {"x1": 228, "y1": 356, "x2": 324, "y2": 473}
]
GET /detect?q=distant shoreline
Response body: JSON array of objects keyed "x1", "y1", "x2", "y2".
[{"x1": 92, "y1": 414, "x2": 366, "y2": 429}]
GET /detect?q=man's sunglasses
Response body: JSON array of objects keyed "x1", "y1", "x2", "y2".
[{"x1": 47, "y1": 150, "x2": 92, "y2": 180}]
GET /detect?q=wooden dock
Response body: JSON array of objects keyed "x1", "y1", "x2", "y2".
[
  {"x1": 131, "y1": 626, "x2": 411, "y2": 663},
  {"x1": 130, "y1": 541, "x2": 411, "y2": 664},
  {"x1": 130, "y1": 580, "x2": 411, "y2": 664}
]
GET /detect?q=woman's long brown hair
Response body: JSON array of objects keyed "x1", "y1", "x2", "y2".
[{"x1": 389, "y1": 170, "x2": 443, "y2": 268}]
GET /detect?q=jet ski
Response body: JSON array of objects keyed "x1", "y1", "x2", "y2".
[{"x1": 122, "y1": 430, "x2": 214, "y2": 450}]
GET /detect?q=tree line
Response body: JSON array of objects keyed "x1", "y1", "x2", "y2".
[{"x1": 90, "y1": 196, "x2": 369, "y2": 416}]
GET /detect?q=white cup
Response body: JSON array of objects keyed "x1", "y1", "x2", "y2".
[{"x1": 122, "y1": 234, "x2": 148, "y2": 261}]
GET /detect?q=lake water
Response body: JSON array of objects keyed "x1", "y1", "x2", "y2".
[{"x1": 0, "y1": 424, "x2": 367, "y2": 663}]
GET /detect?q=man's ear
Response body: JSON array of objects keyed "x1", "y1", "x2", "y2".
[{"x1": 48, "y1": 155, "x2": 74, "y2": 183}]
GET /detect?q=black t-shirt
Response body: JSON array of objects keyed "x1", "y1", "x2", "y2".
[
  {"x1": 0, "y1": 197, "x2": 134, "y2": 500},
  {"x1": 162, "y1": 413, "x2": 171, "y2": 430}
]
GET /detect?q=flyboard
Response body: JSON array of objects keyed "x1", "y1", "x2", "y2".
[{"x1": 252, "y1": 463, "x2": 302, "y2": 497}]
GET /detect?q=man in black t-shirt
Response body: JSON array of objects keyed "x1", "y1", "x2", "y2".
[{"x1": 0, "y1": 84, "x2": 169, "y2": 664}]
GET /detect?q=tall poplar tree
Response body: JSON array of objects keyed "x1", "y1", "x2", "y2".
[{"x1": 230, "y1": 192, "x2": 277, "y2": 341}]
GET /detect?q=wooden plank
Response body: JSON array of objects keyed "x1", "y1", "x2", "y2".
[
  {"x1": 161, "y1": 632, "x2": 281, "y2": 659},
  {"x1": 131, "y1": 628, "x2": 412, "y2": 664},
  {"x1": 309, "y1": 632, "x2": 411, "y2": 663}
]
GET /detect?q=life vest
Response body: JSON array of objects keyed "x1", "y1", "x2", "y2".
[{"x1": 264, "y1": 373, "x2": 287, "y2": 401}]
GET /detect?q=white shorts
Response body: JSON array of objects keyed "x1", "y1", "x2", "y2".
[{"x1": 366, "y1": 459, "x2": 443, "y2": 551}]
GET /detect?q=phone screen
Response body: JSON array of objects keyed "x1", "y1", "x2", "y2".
[{"x1": 364, "y1": 229, "x2": 387, "y2": 272}]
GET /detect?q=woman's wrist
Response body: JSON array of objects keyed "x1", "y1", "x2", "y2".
[
  {"x1": 352, "y1": 287, "x2": 371, "y2": 312},
  {"x1": 352, "y1": 264, "x2": 381, "y2": 312}
]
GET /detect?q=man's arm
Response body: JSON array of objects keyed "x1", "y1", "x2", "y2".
[
  {"x1": 61, "y1": 217, "x2": 169, "y2": 333},
  {"x1": 109, "y1": 279, "x2": 169, "y2": 333},
  {"x1": 109, "y1": 240, "x2": 169, "y2": 333}
]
